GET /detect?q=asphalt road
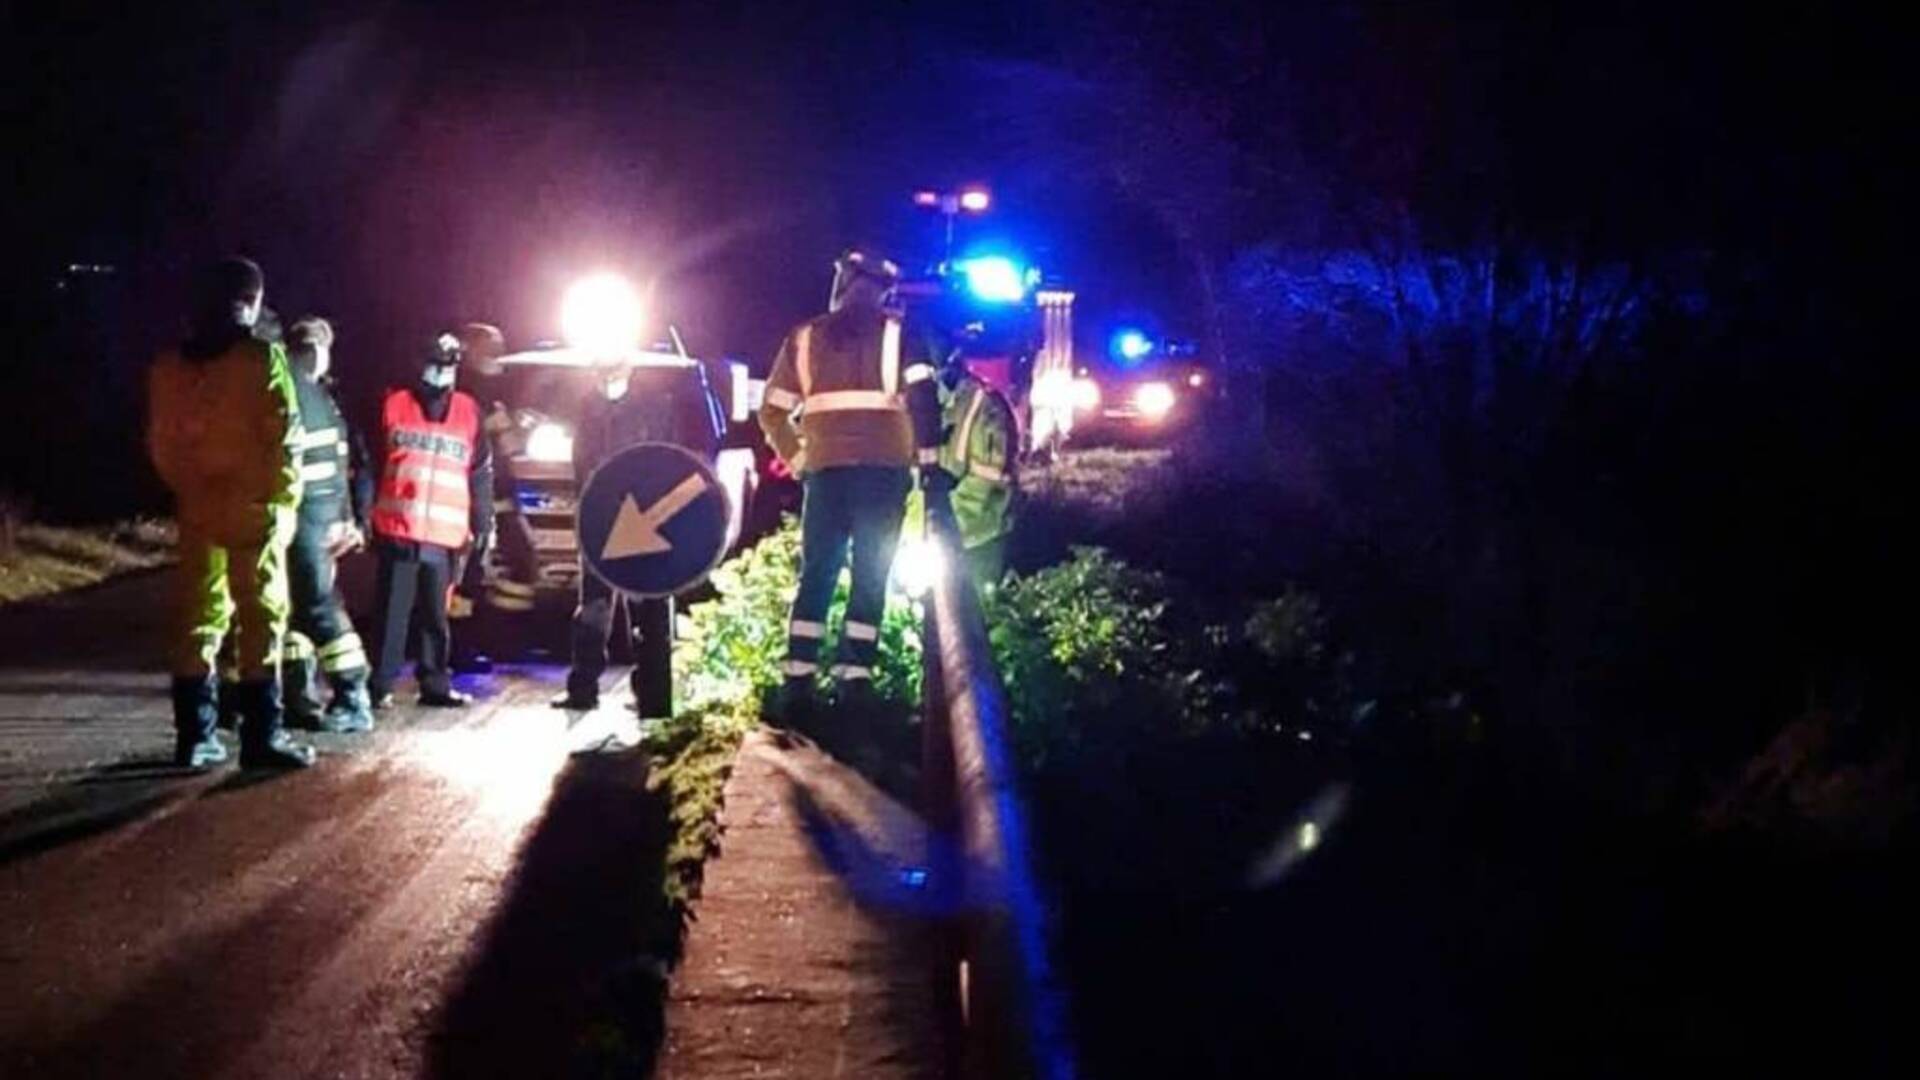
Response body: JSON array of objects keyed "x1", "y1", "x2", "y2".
[{"x1": 0, "y1": 570, "x2": 665, "y2": 1078}]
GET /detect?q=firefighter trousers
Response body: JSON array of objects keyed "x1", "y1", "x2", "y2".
[
  {"x1": 784, "y1": 466, "x2": 910, "y2": 683},
  {"x1": 369, "y1": 543, "x2": 455, "y2": 700},
  {"x1": 171, "y1": 519, "x2": 291, "y2": 682},
  {"x1": 289, "y1": 513, "x2": 368, "y2": 680}
]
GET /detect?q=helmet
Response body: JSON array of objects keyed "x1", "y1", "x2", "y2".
[{"x1": 829, "y1": 248, "x2": 900, "y2": 311}]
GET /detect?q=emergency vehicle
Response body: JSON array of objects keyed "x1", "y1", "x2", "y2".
[{"x1": 465, "y1": 275, "x2": 765, "y2": 617}]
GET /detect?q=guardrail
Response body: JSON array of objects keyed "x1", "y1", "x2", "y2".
[{"x1": 921, "y1": 496, "x2": 1076, "y2": 1080}]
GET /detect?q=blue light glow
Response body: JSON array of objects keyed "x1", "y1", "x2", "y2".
[
  {"x1": 1113, "y1": 329, "x2": 1155, "y2": 363},
  {"x1": 956, "y1": 256, "x2": 1028, "y2": 303}
]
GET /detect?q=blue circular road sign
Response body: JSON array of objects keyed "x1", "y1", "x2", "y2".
[{"x1": 576, "y1": 442, "x2": 731, "y2": 599}]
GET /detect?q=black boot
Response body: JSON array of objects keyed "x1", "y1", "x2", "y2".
[
  {"x1": 320, "y1": 669, "x2": 376, "y2": 734},
  {"x1": 766, "y1": 676, "x2": 817, "y2": 734},
  {"x1": 236, "y1": 678, "x2": 317, "y2": 769},
  {"x1": 172, "y1": 675, "x2": 227, "y2": 769},
  {"x1": 551, "y1": 670, "x2": 600, "y2": 712},
  {"x1": 283, "y1": 654, "x2": 328, "y2": 731}
]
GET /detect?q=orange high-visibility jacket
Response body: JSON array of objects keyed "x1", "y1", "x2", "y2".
[
  {"x1": 370, "y1": 388, "x2": 481, "y2": 550},
  {"x1": 146, "y1": 336, "x2": 303, "y2": 547}
]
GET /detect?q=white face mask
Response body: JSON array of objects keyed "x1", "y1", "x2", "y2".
[
  {"x1": 422, "y1": 363, "x2": 457, "y2": 389},
  {"x1": 603, "y1": 374, "x2": 630, "y2": 401}
]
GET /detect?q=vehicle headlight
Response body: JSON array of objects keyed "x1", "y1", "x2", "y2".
[
  {"x1": 524, "y1": 422, "x2": 574, "y2": 462},
  {"x1": 1071, "y1": 376, "x2": 1102, "y2": 411},
  {"x1": 1134, "y1": 381, "x2": 1176, "y2": 421}
]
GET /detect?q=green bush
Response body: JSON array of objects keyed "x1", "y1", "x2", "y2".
[
  {"x1": 983, "y1": 546, "x2": 1220, "y2": 766},
  {"x1": 671, "y1": 515, "x2": 922, "y2": 714}
]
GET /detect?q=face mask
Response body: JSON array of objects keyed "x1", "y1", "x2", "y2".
[
  {"x1": 422, "y1": 363, "x2": 457, "y2": 389},
  {"x1": 603, "y1": 375, "x2": 630, "y2": 401}
]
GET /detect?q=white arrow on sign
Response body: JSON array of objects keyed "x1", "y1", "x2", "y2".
[{"x1": 601, "y1": 473, "x2": 710, "y2": 560}]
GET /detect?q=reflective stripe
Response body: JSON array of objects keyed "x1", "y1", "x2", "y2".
[
  {"x1": 492, "y1": 498, "x2": 517, "y2": 513},
  {"x1": 317, "y1": 633, "x2": 368, "y2": 673},
  {"x1": 795, "y1": 325, "x2": 813, "y2": 396},
  {"x1": 282, "y1": 634, "x2": 315, "y2": 661},
  {"x1": 805, "y1": 390, "x2": 901, "y2": 413},
  {"x1": 300, "y1": 461, "x2": 340, "y2": 483},
  {"x1": 917, "y1": 448, "x2": 942, "y2": 465},
  {"x1": 880, "y1": 318, "x2": 902, "y2": 397},
  {"x1": 843, "y1": 621, "x2": 879, "y2": 642},
  {"x1": 317, "y1": 632, "x2": 364, "y2": 661},
  {"x1": 394, "y1": 464, "x2": 470, "y2": 493},
  {"x1": 782, "y1": 659, "x2": 820, "y2": 677},
  {"x1": 956, "y1": 386, "x2": 988, "y2": 462},
  {"x1": 904, "y1": 362, "x2": 936, "y2": 384},
  {"x1": 829, "y1": 664, "x2": 873, "y2": 681},
  {"x1": 789, "y1": 619, "x2": 827, "y2": 639},
  {"x1": 295, "y1": 426, "x2": 342, "y2": 450},
  {"x1": 969, "y1": 463, "x2": 1007, "y2": 484},
  {"x1": 376, "y1": 498, "x2": 468, "y2": 528},
  {"x1": 765, "y1": 386, "x2": 801, "y2": 411},
  {"x1": 488, "y1": 590, "x2": 536, "y2": 612},
  {"x1": 491, "y1": 578, "x2": 537, "y2": 598}
]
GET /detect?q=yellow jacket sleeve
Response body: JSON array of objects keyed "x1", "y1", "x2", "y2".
[
  {"x1": 756, "y1": 329, "x2": 806, "y2": 470},
  {"x1": 260, "y1": 342, "x2": 304, "y2": 512}
]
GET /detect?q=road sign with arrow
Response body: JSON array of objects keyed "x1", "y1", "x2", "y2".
[{"x1": 576, "y1": 442, "x2": 731, "y2": 598}]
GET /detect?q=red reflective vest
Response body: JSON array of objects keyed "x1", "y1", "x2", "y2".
[{"x1": 371, "y1": 388, "x2": 480, "y2": 549}]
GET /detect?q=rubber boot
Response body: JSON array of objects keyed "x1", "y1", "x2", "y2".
[
  {"x1": 283, "y1": 654, "x2": 328, "y2": 731},
  {"x1": 172, "y1": 675, "x2": 227, "y2": 769},
  {"x1": 237, "y1": 679, "x2": 317, "y2": 770},
  {"x1": 321, "y1": 668, "x2": 375, "y2": 734}
]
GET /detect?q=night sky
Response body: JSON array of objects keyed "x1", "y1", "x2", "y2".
[{"x1": 2, "y1": 2, "x2": 1895, "y2": 384}]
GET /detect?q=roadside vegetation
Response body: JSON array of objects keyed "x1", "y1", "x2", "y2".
[{"x1": 0, "y1": 505, "x2": 175, "y2": 605}]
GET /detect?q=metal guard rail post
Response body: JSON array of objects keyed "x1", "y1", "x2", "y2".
[{"x1": 922, "y1": 493, "x2": 1076, "y2": 1080}]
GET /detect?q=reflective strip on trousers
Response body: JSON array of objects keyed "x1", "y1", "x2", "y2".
[
  {"x1": 295, "y1": 426, "x2": 342, "y2": 450},
  {"x1": 842, "y1": 620, "x2": 879, "y2": 642},
  {"x1": 904, "y1": 361, "x2": 936, "y2": 385},
  {"x1": 317, "y1": 631, "x2": 368, "y2": 673},
  {"x1": 789, "y1": 619, "x2": 827, "y2": 639},
  {"x1": 917, "y1": 448, "x2": 942, "y2": 465},
  {"x1": 301, "y1": 461, "x2": 340, "y2": 483},
  {"x1": 830, "y1": 664, "x2": 873, "y2": 681},
  {"x1": 765, "y1": 386, "x2": 801, "y2": 411},
  {"x1": 804, "y1": 390, "x2": 901, "y2": 413},
  {"x1": 782, "y1": 659, "x2": 819, "y2": 677}
]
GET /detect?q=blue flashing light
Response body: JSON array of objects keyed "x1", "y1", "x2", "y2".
[
  {"x1": 956, "y1": 256, "x2": 1028, "y2": 303},
  {"x1": 1113, "y1": 329, "x2": 1156, "y2": 363}
]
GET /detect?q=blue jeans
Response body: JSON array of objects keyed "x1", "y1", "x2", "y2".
[{"x1": 786, "y1": 466, "x2": 911, "y2": 681}]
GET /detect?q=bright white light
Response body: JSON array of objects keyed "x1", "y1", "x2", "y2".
[
  {"x1": 892, "y1": 535, "x2": 947, "y2": 598},
  {"x1": 959, "y1": 189, "x2": 992, "y2": 212},
  {"x1": 1299, "y1": 820, "x2": 1320, "y2": 852},
  {"x1": 957, "y1": 256, "x2": 1027, "y2": 303},
  {"x1": 524, "y1": 422, "x2": 574, "y2": 462},
  {"x1": 1187, "y1": 371, "x2": 1206, "y2": 388},
  {"x1": 1134, "y1": 381, "x2": 1176, "y2": 421},
  {"x1": 1071, "y1": 376, "x2": 1102, "y2": 412},
  {"x1": 561, "y1": 273, "x2": 647, "y2": 357}
]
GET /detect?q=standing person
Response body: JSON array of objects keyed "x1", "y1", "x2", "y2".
[
  {"x1": 757, "y1": 249, "x2": 943, "y2": 708},
  {"x1": 366, "y1": 327, "x2": 499, "y2": 709},
  {"x1": 281, "y1": 317, "x2": 376, "y2": 732},
  {"x1": 935, "y1": 347, "x2": 1019, "y2": 584},
  {"x1": 550, "y1": 356, "x2": 726, "y2": 712},
  {"x1": 146, "y1": 256, "x2": 316, "y2": 769}
]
